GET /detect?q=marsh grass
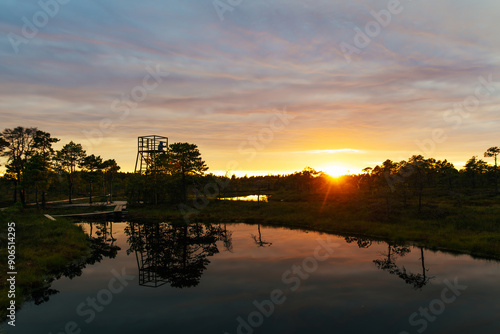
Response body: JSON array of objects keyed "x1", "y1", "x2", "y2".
[
  {"x1": 128, "y1": 193, "x2": 500, "y2": 260},
  {"x1": 0, "y1": 207, "x2": 89, "y2": 320}
]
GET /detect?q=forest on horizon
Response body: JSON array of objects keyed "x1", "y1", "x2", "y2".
[{"x1": 1, "y1": 126, "x2": 498, "y2": 214}]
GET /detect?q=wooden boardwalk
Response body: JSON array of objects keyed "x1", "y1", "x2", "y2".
[
  {"x1": 49, "y1": 201, "x2": 127, "y2": 219},
  {"x1": 114, "y1": 203, "x2": 127, "y2": 212}
]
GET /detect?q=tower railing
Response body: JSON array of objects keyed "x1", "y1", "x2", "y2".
[{"x1": 135, "y1": 135, "x2": 168, "y2": 173}]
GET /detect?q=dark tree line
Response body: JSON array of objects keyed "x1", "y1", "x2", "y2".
[
  {"x1": 207, "y1": 150, "x2": 498, "y2": 199},
  {"x1": 2, "y1": 126, "x2": 496, "y2": 212},
  {"x1": 0, "y1": 127, "x2": 120, "y2": 207},
  {"x1": 125, "y1": 145, "x2": 499, "y2": 211},
  {"x1": 189, "y1": 150, "x2": 498, "y2": 220},
  {"x1": 0, "y1": 126, "x2": 210, "y2": 207}
]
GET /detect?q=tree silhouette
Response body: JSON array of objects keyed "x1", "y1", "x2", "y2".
[
  {"x1": 408, "y1": 155, "x2": 429, "y2": 213},
  {"x1": 251, "y1": 224, "x2": 272, "y2": 247},
  {"x1": 126, "y1": 222, "x2": 228, "y2": 288},
  {"x1": 374, "y1": 243, "x2": 432, "y2": 290},
  {"x1": 464, "y1": 156, "x2": 488, "y2": 189},
  {"x1": 32, "y1": 130, "x2": 59, "y2": 207},
  {"x1": 23, "y1": 153, "x2": 51, "y2": 207},
  {"x1": 372, "y1": 159, "x2": 399, "y2": 217},
  {"x1": 219, "y1": 223, "x2": 234, "y2": 252},
  {"x1": 0, "y1": 136, "x2": 8, "y2": 159},
  {"x1": 54, "y1": 141, "x2": 86, "y2": 204},
  {"x1": 0, "y1": 127, "x2": 59, "y2": 206},
  {"x1": 484, "y1": 147, "x2": 500, "y2": 194},
  {"x1": 345, "y1": 236, "x2": 372, "y2": 248},
  {"x1": 373, "y1": 243, "x2": 410, "y2": 272},
  {"x1": 434, "y1": 159, "x2": 458, "y2": 190},
  {"x1": 79, "y1": 154, "x2": 103, "y2": 204},
  {"x1": 1, "y1": 127, "x2": 38, "y2": 205},
  {"x1": 100, "y1": 159, "x2": 120, "y2": 202},
  {"x1": 156, "y1": 142, "x2": 208, "y2": 203}
]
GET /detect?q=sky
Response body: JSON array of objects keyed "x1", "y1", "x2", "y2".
[{"x1": 1, "y1": 0, "x2": 499, "y2": 176}]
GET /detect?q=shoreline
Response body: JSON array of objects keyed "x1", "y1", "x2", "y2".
[
  {"x1": 126, "y1": 198, "x2": 500, "y2": 261},
  {"x1": 0, "y1": 209, "x2": 90, "y2": 321}
]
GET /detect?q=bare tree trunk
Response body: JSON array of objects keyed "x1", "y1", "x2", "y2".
[
  {"x1": 13, "y1": 181, "x2": 17, "y2": 203},
  {"x1": 20, "y1": 188, "x2": 26, "y2": 207},
  {"x1": 89, "y1": 180, "x2": 93, "y2": 204},
  {"x1": 42, "y1": 191, "x2": 46, "y2": 209},
  {"x1": 495, "y1": 155, "x2": 498, "y2": 194},
  {"x1": 68, "y1": 174, "x2": 73, "y2": 204},
  {"x1": 18, "y1": 172, "x2": 26, "y2": 207},
  {"x1": 109, "y1": 175, "x2": 114, "y2": 203},
  {"x1": 102, "y1": 173, "x2": 107, "y2": 202},
  {"x1": 420, "y1": 247, "x2": 426, "y2": 280},
  {"x1": 181, "y1": 171, "x2": 187, "y2": 203}
]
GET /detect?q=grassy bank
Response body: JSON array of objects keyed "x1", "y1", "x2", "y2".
[
  {"x1": 0, "y1": 206, "x2": 90, "y2": 321},
  {"x1": 127, "y1": 193, "x2": 500, "y2": 260}
]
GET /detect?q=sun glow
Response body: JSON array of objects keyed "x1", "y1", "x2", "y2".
[{"x1": 317, "y1": 164, "x2": 352, "y2": 178}]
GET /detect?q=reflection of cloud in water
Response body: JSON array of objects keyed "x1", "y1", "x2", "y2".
[{"x1": 13, "y1": 222, "x2": 499, "y2": 334}]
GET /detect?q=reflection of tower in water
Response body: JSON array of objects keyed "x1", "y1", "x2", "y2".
[
  {"x1": 126, "y1": 222, "x2": 233, "y2": 288},
  {"x1": 129, "y1": 223, "x2": 168, "y2": 288}
]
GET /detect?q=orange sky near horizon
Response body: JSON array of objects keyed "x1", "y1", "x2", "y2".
[{"x1": 1, "y1": 1, "x2": 499, "y2": 176}]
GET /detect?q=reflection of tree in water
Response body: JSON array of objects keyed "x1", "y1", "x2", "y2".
[
  {"x1": 219, "y1": 223, "x2": 233, "y2": 253},
  {"x1": 27, "y1": 222, "x2": 120, "y2": 305},
  {"x1": 125, "y1": 222, "x2": 232, "y2": 288},
  {"x1": 251, "y1": 224, "x2": 272, "y2": 247},
  {"x1": 344, "y1": 236, "x2": 433, "y2": 290},
  {"x1": 81, "y1": 222, "x2": 120, "y2": 265},
  {"x1": 345, "y1": 236, "x2": 373, "y2": 249},
  {"x1": 373, "y1": 243, "x2": 433, "y2": 290}
]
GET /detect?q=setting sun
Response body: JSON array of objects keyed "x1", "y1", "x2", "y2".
[{"x1": 317, "y1": 164, "x2": 353, "y2": 178}]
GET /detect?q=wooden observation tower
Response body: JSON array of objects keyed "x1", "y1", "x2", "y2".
[{"x1": 135, "y1": 135, "x2": 168, "y2": 174}]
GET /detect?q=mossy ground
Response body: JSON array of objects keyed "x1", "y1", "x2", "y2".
[{"x1": 0, "y1": 206, "x2": 89, "y2": 321}]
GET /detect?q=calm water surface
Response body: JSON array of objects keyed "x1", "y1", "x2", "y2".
[
  {"x1": 220, "y1": 195, "x2": 269, "y2": 202},
  {"x1": 3, "y1": 222, "x2": 500, "y2": 334}
]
